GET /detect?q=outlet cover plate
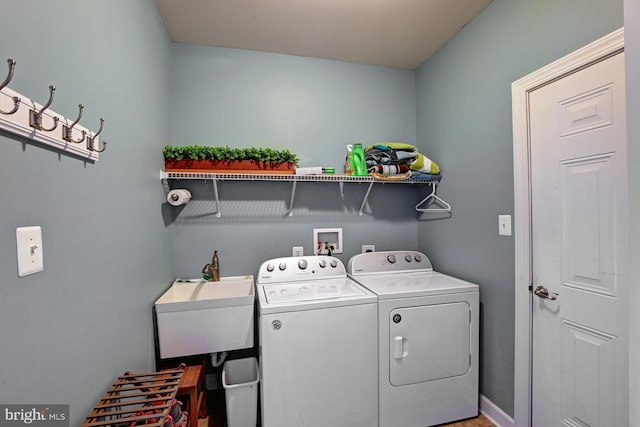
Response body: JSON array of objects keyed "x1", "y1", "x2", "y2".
[
  {"x1": 16, "y1": 226, "x2": 43, "y2": 277},
  {"x1": 362, "y1": 245, "x2": 375, "y2": 253}
]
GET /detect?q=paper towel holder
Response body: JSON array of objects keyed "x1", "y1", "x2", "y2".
[{"x1": 167, "y1": 189, "x2": 191, "y2": 206}]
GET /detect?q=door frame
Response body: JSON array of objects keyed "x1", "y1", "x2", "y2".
[{"x1": 510, "y1": 27, "x2": 624, "y2": 427}]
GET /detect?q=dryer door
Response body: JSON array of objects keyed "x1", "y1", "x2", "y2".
[{"x1": 389, "y1": 302, "x2": 471, "y2": 386}]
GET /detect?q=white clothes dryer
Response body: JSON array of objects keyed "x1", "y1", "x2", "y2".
[
  {"x1": 256, "y1": 256, "x2": 378, "y2": 427},
  {"x1": 348, "y1": 250, "x2": 479, "y2": 427}
]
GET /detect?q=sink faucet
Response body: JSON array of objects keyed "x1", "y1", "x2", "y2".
[{"x1": 202, "y1": 250, "x2": 220, "y2": 282}]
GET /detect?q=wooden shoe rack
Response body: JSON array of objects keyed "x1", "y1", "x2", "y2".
[{"x1": 81, "y1": 365, "x2": 185, "y2": 427}]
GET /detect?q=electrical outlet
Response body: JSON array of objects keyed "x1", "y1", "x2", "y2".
[
  {"x1": 292, "y1": 246, "x2": 304, "y2": 257},
  {"x1": 362, "y1": 245, "x2": 375, "y2": 253}
]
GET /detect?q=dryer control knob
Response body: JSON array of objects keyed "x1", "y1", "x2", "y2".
[
  {"x1": 318, "y1": 259, "x2": 327, "y2": 268},
  {"x1": 330, "y1": 259, "x2": 338, "y2": 268},
  {"x1": 279, "y1": 262, "x2": 287, "y2": 271},
  {"x1": 266, "y1": 263, "x2": 275, "y2": 272},
  {"x1": 405, "y1": 255, "x2": 412, "y2": 262},
  {"x1": 414, "y1": 255, "x2": 422, "y2": 262},
  {"x1": 298, "y1": 259, "x2": 308, "y2": 270},
  {"x1": 387, "y1": 254, "x2": 396, "y2": 263}
]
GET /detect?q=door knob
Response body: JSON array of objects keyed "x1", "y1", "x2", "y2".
[{"x1": 534, "y1": 285, "x2": 558, "y2": 300}]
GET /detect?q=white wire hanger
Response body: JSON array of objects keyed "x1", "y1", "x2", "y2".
[{"x1": 415, "y1": 181, "x2": 451, "y2": 213}]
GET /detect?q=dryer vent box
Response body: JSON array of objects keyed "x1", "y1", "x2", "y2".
[{"x1": 313, "y1": 228, "x2": 343, "y2": 255}]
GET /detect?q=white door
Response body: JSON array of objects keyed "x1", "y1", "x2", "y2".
[{"x1": 529, "y1": 52, "x2": 628, "y2": 426}]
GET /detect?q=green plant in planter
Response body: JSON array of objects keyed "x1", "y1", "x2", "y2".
[{"x1": 163, "y1": 145, "x2": 299, "y2": 165}]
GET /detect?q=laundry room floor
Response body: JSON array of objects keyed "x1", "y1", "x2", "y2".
[
  {"x1": 439, "y1": 413, "x2": 495, "y2": 426},
  {"x1": 204, "y1": 387, "x2": 495, "y2": 427}
]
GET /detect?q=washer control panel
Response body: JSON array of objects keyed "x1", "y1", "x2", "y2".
[
  {"x1": 347, "y1": 250, "x2": 433, "y2": 275},
  {"x1": 257, "y1": 256, "x2": 345, "y2": 284}
]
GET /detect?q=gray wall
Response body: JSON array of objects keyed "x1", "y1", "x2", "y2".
[
  {"x1": 625, "y1": 0, "x2": 640, "y2": 425},
  {"x1": 168, "y1": 45, "x2": 422, "y2": 275},
  {"x1": 0, "y1": 1, "x2": 174, "y2": 424},
  {"x1": 415, "y1": 0, "x2": 623, "y2": 416},
  {"x1": 1, "y1": 1, "x2": 634, "y2": 423}
]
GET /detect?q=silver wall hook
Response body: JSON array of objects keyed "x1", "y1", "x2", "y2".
[
  {"x1": 0, "y1": 59, "x2": 20, "y2": 115},
  {"x1": 62, "y1": 104, "x2": 86, "y2": 143},
  {"x1": 87, "y1": 118, "x2": 107, "y2": 152},
  {"x1": 0, "y1": 59, "x2": 16, "y2": 90},
  {"x1": 29, "y1": 85, "x2": 59, "y2": 131}
]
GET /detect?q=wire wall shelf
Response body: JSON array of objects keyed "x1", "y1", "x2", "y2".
[
  {"x1": 160, "y1": 170, "x2": 449, "y2": 217},
  {"x1": 160, "y1": 171, "x2": 431, "y2": 184}
]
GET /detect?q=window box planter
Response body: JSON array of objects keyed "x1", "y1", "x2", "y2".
[
  {"x1": 164, "y1": 158, "x2": 295, "y2": 174},
  {"x1": 163, "y1": 145, "x2": 299, "y2": 175}
]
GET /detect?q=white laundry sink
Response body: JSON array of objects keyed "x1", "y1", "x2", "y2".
[{"x1": 155, "y1": 276, "x2": 255, "y2": 359}]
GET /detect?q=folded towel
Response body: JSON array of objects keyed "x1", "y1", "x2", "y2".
[
  {"x1": 410, "y1": 171, "x2": 442, "y2": 181},
  {"x1": 410, "y1": 152, "x2": 440, "y2": 174},
  {"x1": 370, "y1": 164, "x2": 410, "y2": 175},
  {"x1": 366, "y1": 142, "x2": 440, "y2": 174}
]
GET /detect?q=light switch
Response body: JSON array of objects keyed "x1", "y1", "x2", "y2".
[
  {"x1": 498, "y1": 215, "x2": 512, "y2": 236},
  {"x1": 16, "y1": 226, "x2": 43, "y2": 277}
]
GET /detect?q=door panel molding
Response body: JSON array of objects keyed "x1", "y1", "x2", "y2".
[
  {"x1": 561, "y1": 153, "x2": 617, "y2": 296},
  {"x1": 561, "y1": 318, "x2": 616, "y2": 427},
  {"x1": 511, "y1": 28, "x2": 624, "y2": 427}
]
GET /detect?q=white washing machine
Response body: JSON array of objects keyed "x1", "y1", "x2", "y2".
[
  {"x1": 348, "y1": 250, "x2": 479, "y2": 427},
  {"x1": 256, "y1": 255, "x2": 378, "y2": 427}
]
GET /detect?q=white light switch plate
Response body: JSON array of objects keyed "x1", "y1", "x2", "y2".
[
  {"x1": 16, "y1": 226, "x2": 43, "y2": 277},
  {"x1": 498, "y1": 215, "x2": 512, "y2": 236}
]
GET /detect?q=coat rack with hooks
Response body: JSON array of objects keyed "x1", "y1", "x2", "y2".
[{"x1": 0, "y1": 58, "x2": 107, "y2": 161}]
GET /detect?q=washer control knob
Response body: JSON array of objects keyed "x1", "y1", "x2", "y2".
[
  {"x1": 405, "y1": 255, "x2": 412, "y2": 262},
  {"x1": 298, "y1": 259, "x2": 308, "y2": 270},
  {"x1": 414, "y1": 254, "x2": 422, "y2": 263},
  {"x1": 330, "y1": 259, "x2": 338, "y2": 268},
  {"x1": 279, "y1": 262, "x2": 287, "y2": 271},
  {"x1": 266, "y1": 263, "x2": 274, "y2": 272},
  {"x1": 387, "y1": 254, "x2": 396, "y2": 263},
  {"x1": 318, "y1": 259, "x2": 327, "y2": 268}
]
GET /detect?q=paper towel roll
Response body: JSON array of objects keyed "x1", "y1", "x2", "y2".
[
  {"x1": 295, "y1": 167, "x2": 323, "y2": 175},
  {"x1": 167, "y1": 189, "x2": 191, "y2": 206}
]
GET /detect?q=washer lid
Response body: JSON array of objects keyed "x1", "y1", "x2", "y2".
[
  {"x1": 262, "y1": 277, "x2": 367, "y2": 304},
  {"x1": 257, "y1": 277, "x2": 377, "y2": 313},
  {"x1": 350, "y1": 271, "x2": 478, "y2": 299}
]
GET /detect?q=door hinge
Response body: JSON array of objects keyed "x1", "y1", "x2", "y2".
[{"x1": 528, "y1": 284, "x2": 533, "y2": 292}]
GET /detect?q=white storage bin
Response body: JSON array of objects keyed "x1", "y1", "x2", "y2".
[{"x1": 222, "y1": 357, "x2": 259, "y2": 427}]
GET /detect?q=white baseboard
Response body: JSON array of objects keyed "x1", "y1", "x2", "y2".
[{"x1": 480, "y1": 394, "x2": 516, "y2": 427}]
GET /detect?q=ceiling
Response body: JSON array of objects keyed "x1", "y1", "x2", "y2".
[{"x1": 155, "y1": 0, "x2": 492, "y2": 70}]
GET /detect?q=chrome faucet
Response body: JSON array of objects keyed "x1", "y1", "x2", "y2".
[{"x1": 202, "y1": 250, "x2": 220, "y2": 282}]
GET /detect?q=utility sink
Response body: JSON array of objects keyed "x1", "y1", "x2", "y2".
[{"x1": 155, "y1": 276, "x2": 255, "y2": 359}]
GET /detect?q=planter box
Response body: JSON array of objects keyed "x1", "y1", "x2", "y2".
[{"x1": 165, "y1": 159, "x2": 295, "y2": 175}]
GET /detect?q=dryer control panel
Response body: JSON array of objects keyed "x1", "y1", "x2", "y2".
[
  {"x1": 257, "y1": 255, "x2": 346, "y2": 284},
  {"x1": 348, "y1": 250, "x2": 433, "y2": 275}
]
